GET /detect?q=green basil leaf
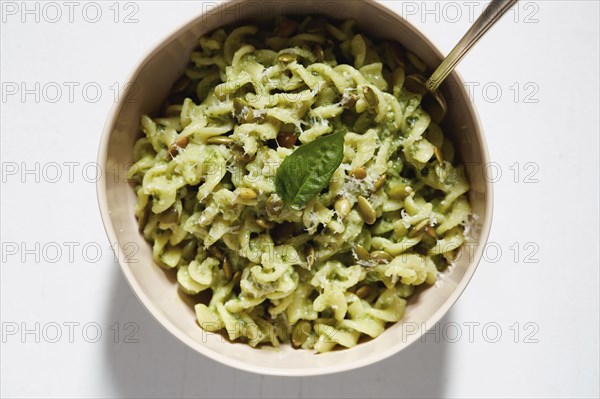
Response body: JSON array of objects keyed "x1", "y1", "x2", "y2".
[{"x1": 275, "y1": 128, "x2": 346, "y2": 210}]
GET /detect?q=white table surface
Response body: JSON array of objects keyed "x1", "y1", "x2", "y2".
[{"x1": 1, "y1": 1, "x2": 598, "y2": 398}]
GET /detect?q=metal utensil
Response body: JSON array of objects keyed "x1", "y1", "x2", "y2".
[{"x1": 422, "y1": 0, "x2": 519, "y2": 122}]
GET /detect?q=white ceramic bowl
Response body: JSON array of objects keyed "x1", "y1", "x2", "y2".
[{"x1": 97, "y1": 0, "x2": 493, "y2": 376}]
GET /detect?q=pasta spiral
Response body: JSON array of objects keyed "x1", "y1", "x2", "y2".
[{"x1": 128, "y1": 16, "x2": 472, "y2": 352}]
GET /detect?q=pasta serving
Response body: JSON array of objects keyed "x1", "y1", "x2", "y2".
[{"x1": 128, "y1": 16, "x2": 471, "y2": 352}]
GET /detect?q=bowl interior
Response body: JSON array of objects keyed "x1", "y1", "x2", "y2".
[{"x1": 98, "y1": 0, "x2": 491, "y2": 376}]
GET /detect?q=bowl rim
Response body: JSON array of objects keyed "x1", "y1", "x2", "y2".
[{"x1": 96, "y1": 0, "x2": 494, "y2": 376}]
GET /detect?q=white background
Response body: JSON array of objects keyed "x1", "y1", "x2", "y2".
[{"x1": 1, "y1": 1, "x2": 599, "y2": 398}]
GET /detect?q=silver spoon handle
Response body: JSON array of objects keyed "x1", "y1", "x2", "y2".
[{"x1": 426, "y1": 0, "x2": 518, "y2": 92}]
